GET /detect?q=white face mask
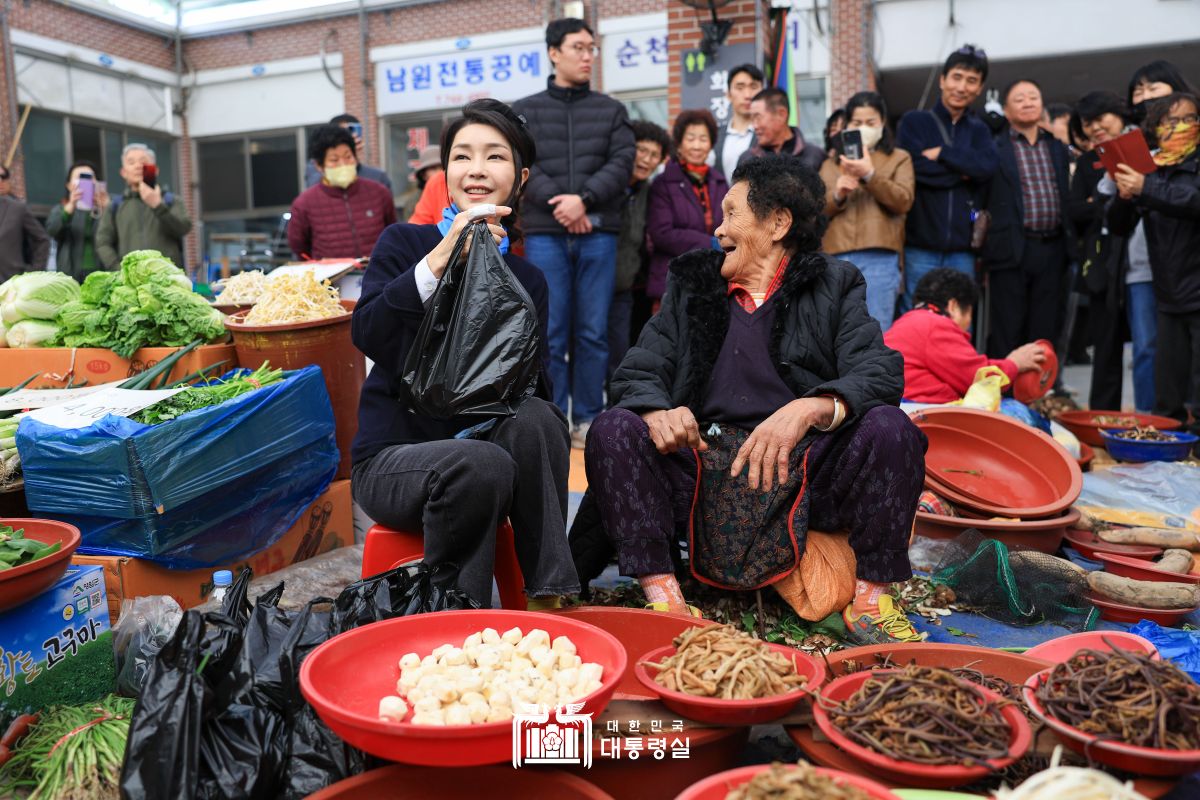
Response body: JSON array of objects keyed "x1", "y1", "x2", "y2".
[{"x1": 857, "y1": 125, "x2": 884, "y2": 151}]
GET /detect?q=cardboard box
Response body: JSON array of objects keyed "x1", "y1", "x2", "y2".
[
  {"x1": 0, "y1": 343, "x2": 236, "y2": 389},
  {"x1": 72, "y1": 479, "x2": 351, "y2": 623},
  {"x1": 0, "y1": 565, "x2": 115, "y2": 715}
]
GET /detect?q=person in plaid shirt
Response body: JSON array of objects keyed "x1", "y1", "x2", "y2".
[{"x1": 981, "y1": 78, "x2": 1074, "y2": 358}]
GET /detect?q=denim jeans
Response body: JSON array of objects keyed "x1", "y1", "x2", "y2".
[
  {"x1": 838, "y1": 249, "x2": 901, "y2": 332},
  {"x1": 901, "y1": 247, "x2": 976, "y2": 313},
  {"x1": 524, "y1": 233, "x2": 618, "y2": 425},
  {"x1": 1126, "y1": 281, "x2": 1157, "y2": 413}
]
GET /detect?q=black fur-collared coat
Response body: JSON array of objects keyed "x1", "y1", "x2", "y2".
[{"x1": 609, "y1": 248, "x2": 904, "y2": 423}]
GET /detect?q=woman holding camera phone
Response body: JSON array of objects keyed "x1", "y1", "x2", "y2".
[
  {"x1": 46, "y1": 160, "x2": 111, "y2": 280},
  {"x1": 819, "y1": 92, "x2": 915, "y2": 332}
]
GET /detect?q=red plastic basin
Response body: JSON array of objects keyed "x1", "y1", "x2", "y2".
[
  {"x1": 553, "y1": 606, "x2": 713, "y2": 698},
  {"x1": 1057, "y1": 410, "x2": 1181, "y2": 448},
  {"x1": 1087, "y1": 593, "x2": 1200, "y2": 627},
  {"x1": 1097, "y1": 552, "x2": 1200, "y2": 584},
  {"x1": 0, "y1": 518, "x2": 81, "y2": 613},
  {"x1": 912, "y1": 408, "x2": 1081, "y2": 519},
  {"x1": 299, "y1": 610, "x2": 627, "y2": 766},
  {"x1": 912, "y1": 507, "x2": 1078, "y2": 554},
  {"x1": 811, "y1": 669, "x2": 1032, "y2": 789},
  {"x1": 1063, "y1": 528, "x2": 1162, "y2": 561},
  {"x1": 634, "y1": 642, "x2": 824, "y2": 726},
  {"x1": 676, "y1": 764, "x2": 901, "y2": 800},
  {"x1": 1023, "y1": 631, "x2": 1159, "y2": 664},
  {"x1": 1012, "y1": 339, "x2": 1058, "y2": 404},
  {"x1": 307, "y1": 764, "x2": 615, "y2": 799},
  {"x1": 1024, "y1": 669, "x2": 1200, "y2": 776}
]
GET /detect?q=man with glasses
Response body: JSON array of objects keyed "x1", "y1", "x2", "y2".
[
  {"x1": 0, "y1": 166, "x2": 50, "y2": 280},
  {"x1": 514, "y1": 18, "x2": 636, "y2": 448},
  {"x1": 897, "y1": 44, "x2": 998, "y2": 312}
]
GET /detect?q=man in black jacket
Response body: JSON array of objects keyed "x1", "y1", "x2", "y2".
[
  {"x1": 982, "y1": 79, "x2": 1074, "y2": 358},
  {"x1": 514, "y1": 18, "x2": 636, "y2": 447},
  {"x1": 738, "y1": 87, "x2": 824, "y2": 171}
]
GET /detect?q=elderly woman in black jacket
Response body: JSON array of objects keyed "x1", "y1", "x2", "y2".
[{"x1": 583, "y1": 155, "x2": 927, "y2": 645}]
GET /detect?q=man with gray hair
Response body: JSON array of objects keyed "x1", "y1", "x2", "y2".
[{"x1": 96, "y1": 143, "x2": 192, "y2": 269}]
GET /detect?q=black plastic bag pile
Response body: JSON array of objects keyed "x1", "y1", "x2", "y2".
[{"x1": 120, "y1": 563, "x2": 476, "y2": 799}]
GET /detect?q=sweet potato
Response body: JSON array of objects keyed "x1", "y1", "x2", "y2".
[
  {"x1": 1155, "y1": 549, "x2": 1196, "y2": 575},
  {"x1": 1086, "y1": 571, "x2": 1200, "y2": 609},
  {"x1": 1097, "y1": 528, "x2": 1200, "y2": 551}
]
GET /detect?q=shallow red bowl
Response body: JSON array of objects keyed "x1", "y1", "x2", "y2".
[
  {"x1": 676, "y1": 763, "x2": 901, "y2": 800},
  {"x1": 1063, "y1": 528, "x2": 1162, "y2": 561},
  {"x1": 1013, "y1": 339, "x2": 1058, "y2": 404},
  {"x1": 299, "y1": 610, "x2": 627, "y2": 766},
  {"x1": 634, "y1": 642, "x2": 824, "y2": 725},
  {"x1": 812, "y1": 669, "x2": 1032, "y2": 789},
  {"x1": 308, "y1": 764, "x2": 614, "y2": 799},
  {"x1": 1077, "y1": 442, "x2": 1095, "y2": 471},
  {"x1": 1097, "y1": 552, "x2": 1200, "y2": 584},
  {"x1": 1087, "y1": 593, "x2": 1200, "y2": 626},
  {"x1": 913, "y1": 508, "x2": 1078, "y2": 554},
  {"x1": 1024, "y1": 669, "x2": 1200, "y2": 776},
  {"x1": 1023, "y1": 631, "x2": 1159, "y2": 663},
  {"x1": 554, "y1": 606, "x2": 712, "y2": 698},
  {"x1": 0, "y1": 518, "x2": 81, "y2": 613},
  {"x1": 1057, "y1": 410, "x2": 1182, "y2": 448},
  {"x1": 913, "y1": 407, "x2": 1081, "y2": 519}
]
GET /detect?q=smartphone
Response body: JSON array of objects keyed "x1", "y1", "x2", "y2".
[
  {"x1": 346, "y1": 122, "x2": 364, "y2": 142},
  {"x1": 840, "y1": 129, "x2": 864, "y2": 160},
  {"x1": 77, "y1": 173, "x2": 95, "y2": 211},
  {"x1": 142, "y1": 163, "x2": 158, "y2": 189}
]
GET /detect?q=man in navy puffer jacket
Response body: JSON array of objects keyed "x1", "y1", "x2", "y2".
[{"x1": 513, "y1": 18, "x2": 635, "y2": 448}]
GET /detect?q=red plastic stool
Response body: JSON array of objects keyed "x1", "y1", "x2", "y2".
[{"x1": 361, "y1": 521, "x2": 527, "y2": 610}]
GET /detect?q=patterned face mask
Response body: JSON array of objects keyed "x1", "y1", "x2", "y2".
[{"x1": 1154, "y1": 120, "x2": 1200, "y2": 166}]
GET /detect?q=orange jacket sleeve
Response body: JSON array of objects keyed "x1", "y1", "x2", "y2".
[{"x1": 408, "y1": 171, "x2": 449, "y2": 225}]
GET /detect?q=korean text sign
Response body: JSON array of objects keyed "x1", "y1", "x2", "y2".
[{"x1": 377, "y1": 43, "x2": 546, "y2": 115}]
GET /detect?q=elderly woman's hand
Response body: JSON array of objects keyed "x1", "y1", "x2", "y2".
[
  {"x1": 731, "y1": 397, "x2": 835, "y2": 492},
  {"x1": 641, "y1": 407, "x2": 708, "y2": 455}
]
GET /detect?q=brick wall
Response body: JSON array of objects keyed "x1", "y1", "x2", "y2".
[
  {"x1": 667, "y1": 0, "x2": 771, "y2": 119},
  {"x1": 829, "y1": 0, "x2": 874, "y2": 107}
]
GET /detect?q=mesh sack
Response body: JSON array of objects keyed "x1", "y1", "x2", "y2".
[{"x1": 932, "y1": 530, "x2": 1098, "y2": 630}]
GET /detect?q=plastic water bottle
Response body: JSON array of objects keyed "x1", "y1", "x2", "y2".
[{"x1": 210, "y1": 570, "x2": 233, "y2": 606}]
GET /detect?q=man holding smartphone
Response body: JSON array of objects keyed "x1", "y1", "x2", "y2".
[
  {"x1": 96, "y1": 143, "x2": 193, "y2": 270},
  {"x1": 303, "y1": 114, "x2": 393, "y2": 191}
]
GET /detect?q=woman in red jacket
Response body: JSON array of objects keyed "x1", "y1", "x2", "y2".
[{"x1": 884, "y1": 267, "x2": 1044, "y2": 403}]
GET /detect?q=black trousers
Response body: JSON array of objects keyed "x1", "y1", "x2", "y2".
[
  {"x1": 986, "y1": 235, "x2": 1068, "y2": 359},
  {"x1": 1154, "y1": 309, "x2": 1200, "y2": 435},
  {"x1": 351, "y1": 398, "x2": 580, "y2": 606},
  {"x1": 1088, "y1": 290, "x2": 1129, "y2": 411}
]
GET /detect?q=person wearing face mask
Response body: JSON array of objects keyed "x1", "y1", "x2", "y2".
[
  {"x1": 819, "y1": 92, "x2": 914, "y2": 332},
  {"x1": 351, "y1": 99, "x2": 579, "y2": 609},
  {"x1": 287, "y1": 125, "x2": 396, "y2": 260},
  {"x1": 981, "y1": 78, "x2": 1074, "y2": 360},
  {"x1": 1127, "y1": 61, "x2": 1196, "y2": 126},
  {"x1": 645, "y1": 109, "x2": 730, "y2": 308},
  {"x1": 1108, "y1": 93, "x2": 1200, "y2": 442}
]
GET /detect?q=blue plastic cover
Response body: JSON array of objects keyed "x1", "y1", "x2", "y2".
[
  {"x1": 1129, "y1": 620, "x2": 1200, "y2": 682},
  {"x1": 16, "y1": 366, "x2": 338, "y2": 568}
]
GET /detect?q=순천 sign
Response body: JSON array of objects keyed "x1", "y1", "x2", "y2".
[
  {"x1": 600, "y1": 27, "x2": 668, "y2": 93},
  {"x1": 376, "y1": 43, "x2": 546, "y2": 115}
]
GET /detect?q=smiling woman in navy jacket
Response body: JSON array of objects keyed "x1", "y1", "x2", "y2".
[{"x1": 350, "y1": 99, "x2": 579, "y2": 608}]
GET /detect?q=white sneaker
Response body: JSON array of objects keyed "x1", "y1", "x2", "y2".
[{"x1": 570, "y1": 421, "x2": 591, "y2": 450}]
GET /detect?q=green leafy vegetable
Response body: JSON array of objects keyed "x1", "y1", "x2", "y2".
[
  {"x1": 131, "y1": 362, "x2": 284, "y2": 424},
  {"x1": 51, "y1": 250, "x2": 226, "y2": 357},
  {"x1": 0, "y1": 273, "x2": 81, "y2": 325},
  {"x1": 0, "y1": 525, "x2": 62, "y2": 570}
]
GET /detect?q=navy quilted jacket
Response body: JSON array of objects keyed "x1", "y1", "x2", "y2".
[{"x1": 513, "y1": 79, "x2": 636, "y2": 234}]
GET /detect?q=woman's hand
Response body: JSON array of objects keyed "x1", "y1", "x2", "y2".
[
  {"x1": 426, "y1": 205, "x2": 511, "y2": 279},
  {"x1": 63, "y1": 186, "x2": 83, "y2": 215},
  {"x1": 1006, "y1": 342, "x2": 1047, "y2": 373},
  {"x1": 834, "y1": 174, "x2": 859, "y2": 202},
  {"x1": 839, "y1": 153, "x2": 874, "y2": 180},
  {"x1": 1114, "y1": 164, "x2": 1145, "y2": 199},
  {"x1": 731, "y1": 397, "x2": 835, "y2": 492},
  {"x1": 641, "y1": 406, "x2": 708, "y2": 455}
]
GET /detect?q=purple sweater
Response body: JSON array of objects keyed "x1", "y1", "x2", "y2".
[{"x1": 698, "y1": 295, "x2": 796, "y2": 428}]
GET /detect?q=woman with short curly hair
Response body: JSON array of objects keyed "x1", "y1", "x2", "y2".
[{"x1": 583, "y1": 154, "x2": 928, "y2": 644}]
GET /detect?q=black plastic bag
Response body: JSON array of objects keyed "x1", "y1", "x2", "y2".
[
  {"x1": 331, "y1": 561, "x2": 477, "y2": 635},
  {"x1": 401, "y1": 221, "x2": 541, "y2": 419}
]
